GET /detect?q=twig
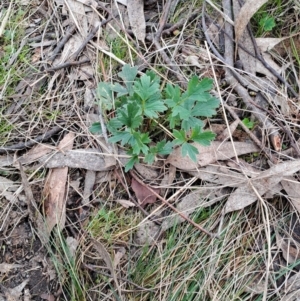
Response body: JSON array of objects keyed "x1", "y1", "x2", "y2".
[
  {"x1": 223, "y1": 103, "x2": 278, "y2": 164},
  {"x1": 129, "y1": 171, "x2": 218, "y2": 238},
  {"x1": 150, "y1": 37, "x2": 187, "y2": 87},
  {"x1": 70, "y1": 16, "x2": 113, "y2": 60},
  {"x1": 155, "y1": 0, "x2": 173, "y2": 40},
  {"x1": 48, "y1": 24, "x2": 77, "y2": 62},
  {"x1": 162, "y1": 10, "x2": 201, "y2": 36},
  {"x1": 202, "y1": 2, "x2": 282, "y2": 153},
  {"x1": 0, "y1": 125, "x2": 64, "y2": 154},
  {"x1": 45, "y1": 59, "x2": 90, "y2": 73}
]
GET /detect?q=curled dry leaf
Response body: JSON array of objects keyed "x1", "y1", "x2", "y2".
[
  {"x1": 161, "y1": 189, "x2": 227, "y2": 232},
  {"x1": 43, "y1": 132, "x2": 75, "y2": 235},
  {"x1": 115, "y1": 199, "x2": 136, "y2": 208},
  {"x1": 234, "y1": 0, "x2": 268, "y2": 44},
  {"x1": 3, "y1": 279, "x2": 29, "y2": 301},
  {"x1": 91, "y1": 239, "x2": 122, "y2": 297},
  {"x1": 281, "y1": 272, "x2": 300, "y2": 301},
  {"x1": 224, "y1": 159, "x2": 300, "y2": 213},
  {"x1": 82, "y1": 170, "x2": 96, "y2": 205},
  {"x1": 281, "y1": 176, "x2": 300, "y2": 215},
  {"x1": 0, "y1": 263, "x2": 23, "y2": 274},
  {"x1": 135, "y1": 221, "x2": 160, "y2": 245},
  {"x1": 166, "y1": 141, "x2": 259, "y2": 170},
  {"x1": 127, "y1": 0, "x2": 146, "y2": 42},
  {"x1": 275, "y1": 231, "x2": 300, "y2": 264},
  {"x1": 66, "y1": 236, "x2": 79, "y2": 259},
  {"x1": 131, "y1": 177, "x2": 159, "y2": 207},
  {"x1": 134, "y1": 163, "x2": 159, "y2": 180},
  {"x1": 233, "y1": 0, "x2": 256, "y2": 75}
]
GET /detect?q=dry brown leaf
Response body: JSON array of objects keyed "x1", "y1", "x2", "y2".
[
  {"x1": 281, "y1": 272, "x2": 300, "y2": 301},
  {"x1": 82, "y1": 170, "x2": 96, "y2": 205},
  {"x1": 127, "y1": 0, "x2": 146, "y2": 42},
  {"x1": 166, "y1": 141, "x2": 259, "y2": 170},
  {"x1": 75, "y1": 0, "x2": 98, "y2": 8},
  {"x1": 135, "y1": 221, "x2": 160, "y2": 245},
  {"x1": 105, "y1": 2, "x2": 129, "y2": 40},
  {"x1": 224, "y1": 159, "x2": 300, "y2": 213},
  {"x1": 0, "y1": 176, "x2": 17, "y2": 193},
  {"x1": 217, "y1": 120, "x2": 239, "y2": 142},
  {"x1": 65, "y1": 0, "x2": 88, "y2": 35},
  {"x1": 0, "y1": 2, "x2": 12, "y2": 38},
  {"x1": 0, "y1": 155, "x2": 13, "y2": 167},
  {"x1": 234, "y1": 0, "x2": 268, "y2": 44},
  {"x1": 281, "y1": 177, "x2": 300, "y2": 214},
  {"x1": 66, "y1": 236, "x2": 79, "y2": 258},
  {"x1": 256, "y1": 37, "x2": 288, "y2": 53},
  {"x1": 19, "y1": 163, "x2": 49, "y2": 244},
  {"x1": 113, "y1": 247, "x2": 126, "y2": 269},
  {"x1": 233, "y1": 0, "x2": 256, "y2": 74},
  {"x1": 43, "y1": 133, "x2": 75, "y2": 235},
  {"x1": 276, "y1": 231, "x2": 300, "y2": 264},
  {"x1": 40, "y1": 294, "x2": 55, "y2": 301},
  {"x1": 91, "y1": 239, "x2": 122, "y2": 297},
  {"x1": 18, "y1": 144, "x2": 53, "y2": 165},
  {"x1": 115, "y1": 199, "x2": 136, "y2": 208},
  {"x1": 131, "y1": 178, "x2": 159, "y2": 207},
  {"x1": 0, "y1": 263, "x2": 23, "y2": 274},
  {"x1": 161, "y1": 189, "x2": 227, "y2": 232},
  {"x1": 160, "y1": 164, "x2": 176, "y2": 196},
  {"x1": 134, "y1": 163, "x2": 159, "y2": 180},
  {"x1": 3, "y1": 279, "x2": 29, "y2": 301},
  {"x1": 188, "y1": 164, "x2": 249, "y2": 187}
]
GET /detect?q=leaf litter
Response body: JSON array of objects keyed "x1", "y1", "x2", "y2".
[{"x1": 1, "y1": 0, "x2": 300, "y2": 299}]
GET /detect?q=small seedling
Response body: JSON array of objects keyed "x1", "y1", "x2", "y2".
[
  {"x1": 242, "y1": 117, "x2": 255, "y2": 129},
  {"x1": 258, "y1": 13, "x2": 276, "y2": 35},
  {"x1": 91, "y1": 65, "x2": 220, "y2": 171}
]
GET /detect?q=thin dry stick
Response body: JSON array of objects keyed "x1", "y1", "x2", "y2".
[
  {"x1": 202, "y1": 1, "x2": 281, "y2": 156},
  {"x1": 45, "y1": 59, "x2": 90, "y2": 73},
  {"x1": 162, "y1": 10, "x2": 201, "y2": 36},
  {"x1": 48, "y1": 24, "x2": 77, "y2": 62},
  {"x1": 151, "y1": 38, "x2": 187, "y2": 87},
  {"x1": 130, "y1": 171, "x2": 218, "y2": 238},
  {"x1": 0, "y1": 125, "x2": 64, "y2": 154},
  {"x1": 70, "y1": 16, "x2": 113, "y2": 60},
  {"x1": 155, "y1": 0, "x2": 173, "y2": 40}
]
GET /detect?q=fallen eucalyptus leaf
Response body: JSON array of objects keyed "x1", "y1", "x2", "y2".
[{"x1": 167, "y1": 141, "x2": 259, "y2": 170}]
